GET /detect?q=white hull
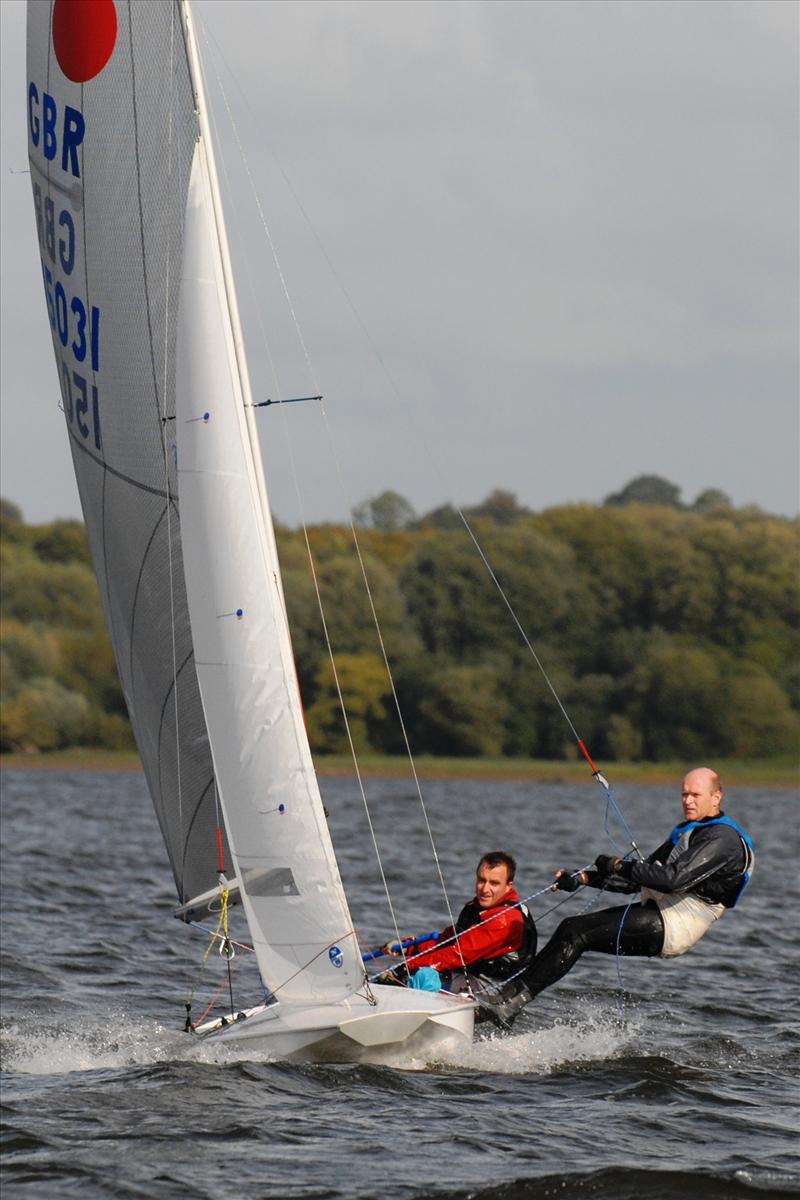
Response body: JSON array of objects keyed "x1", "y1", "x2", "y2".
[{"x1": 193, "y1": 984, "x2": 475, "y2": 1064}]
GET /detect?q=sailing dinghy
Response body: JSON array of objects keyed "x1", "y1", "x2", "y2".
[{"x1": 27, "y1": 0, "x2": 474, "y2": 1061}]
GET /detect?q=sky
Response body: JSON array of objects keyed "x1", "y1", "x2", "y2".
[{"x1": 2, "y1": 0, "x2": 798, "y2": 527}]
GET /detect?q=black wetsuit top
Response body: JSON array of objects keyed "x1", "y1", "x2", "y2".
[{"x1": 594, "y1": 814, "x2": 748, "y2": 907}]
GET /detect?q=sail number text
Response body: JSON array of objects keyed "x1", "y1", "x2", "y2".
[
  {"x1": 28, "y1": 84, "x2": 85, "y2": 179},
  {"x1": 58, "y1": 363, "x2": 101, "y2": 451},
  {"x1": 31, "y1": 177, "x2": 103, "y2": 450},
  {"x1": 27, "y1": 80, "x2": 102, "y2": 451},
  {"x1": 32, "y1": 181, "x2": 101, "y2": 372}
]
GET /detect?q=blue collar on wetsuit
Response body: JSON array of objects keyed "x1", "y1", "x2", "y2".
[{"x1": 668, "y1": 814, "x2": 754, "y2": 906}]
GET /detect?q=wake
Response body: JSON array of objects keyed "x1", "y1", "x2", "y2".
[
  {"x1": 1, "y1": 1002, "x2": 639, "y2": 1077},
  {"x1": 0, "y1": 1012, "x2": 285, "y2": 1075},
  {"x1": 433, "y1": 1006, "x2": 639, "y2": 1075}
]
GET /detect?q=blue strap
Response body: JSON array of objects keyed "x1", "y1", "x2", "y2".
[
  {"x1": 668, "y1": 814, "x2": 753, "y2": 850},
  {"x1": 668, "y1": 815, "x2": 754, "y2": 906},
  {"x1": 361, "y1": 932, "x2": 439, "y2": 962}
]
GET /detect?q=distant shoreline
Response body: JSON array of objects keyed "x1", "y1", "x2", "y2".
[{"x1": 1, "y1": 749, "x2": 797, "y2": 788}]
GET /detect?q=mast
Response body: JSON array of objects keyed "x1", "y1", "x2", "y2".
[{"x1": 180, "y1": 1, "x2": 278, "y2": 573}]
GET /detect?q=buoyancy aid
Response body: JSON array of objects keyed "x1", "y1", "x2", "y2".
[
  {"x1": 462, "y1": 901, "x2": 538, "y2": 980},
  {"x1": 408, "y1": 887, "x2": 535, "y2": 975},
  {"x1": 633, "y1": 814, "x2": 754, "y2": 957}
]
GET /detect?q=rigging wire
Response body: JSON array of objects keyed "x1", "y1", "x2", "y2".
[
  {"x1": 198, "y1": 24, "x2": 410, "y2": 971},
  {"x1": 160, "y1": 3, "x2": 185, "y2": 886},
  {"x1": 196, "y1": 20, "x2": 643, "y2": 1008},
  {"x1": 196, "y1": 17, "x2": 640, "y2": 856},
  {"x1": 185, "y1": 886, "x2": 233, "y2": 1029},
  {"x1": 199, "y1": 22, "x2": 470, "y2": 975}
]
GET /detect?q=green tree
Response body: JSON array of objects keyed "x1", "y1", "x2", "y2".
[
  {"x1": 721, "y1": 663, "x2": 799, "y2": 757},
  {"x1": 0, "y1": 618, "x2": 60, "y2": 687},
  {"x1": 352, "y1": 490, "x2": 417, "y2": 533},
  {"x1": 401, "y1": 523, "x2": 580, "y2": 660},
  {"x1": 466, "y1": 489, "x2": 529, "y2": 526},
  {"x1": 2, "y1": 501, "x2": 796, "y2": 761},
  {"x1": 0, "y1": 678, "x2": 90, "y2": 752},
  {"x1": 692, "y1": 488, "x2": 731, "y2": 514},
  {"x1": 624, "y1": 636, "x2": 725, "y2": 760},
  {"x1": 604, "y1": 475, "x2": 684, "y2": 508},
  {"x1": 0, "y1": 498, "x2": 23, "y2": 523},
  {"x1": 1, "y1": 543, "x2": 104, "y2": 629},
  {"x1": 606, "y1": 714, "x2": 644, "y2": 761},
  {"x1": 416, "y1": 502, "x2": 463, "y2": 531},
  {"x1": 306, "y1": 653, "x2": 391, "y2": 754},
  {"x1": 32, "y1": 520, "x2": 91, "y2": 565},
  {"x1": 55, "y1": 627, "x2": 127, "y2": 716},
  {"x1": 417, "y1": 663, "x2": 510, "y2": 756}
]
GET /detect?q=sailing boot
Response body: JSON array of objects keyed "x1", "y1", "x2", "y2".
[{"x1": 474, "y1": 979, "x2": 533, "y2": 1031}]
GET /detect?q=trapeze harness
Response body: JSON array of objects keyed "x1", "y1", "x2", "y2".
[{"x1": 640, "y1": 815, "x2": 755, "y2": 958}]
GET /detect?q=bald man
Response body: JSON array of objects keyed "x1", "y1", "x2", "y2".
[{"x1": 479, "y1": 767, "x2": 754, "y2": 1028}]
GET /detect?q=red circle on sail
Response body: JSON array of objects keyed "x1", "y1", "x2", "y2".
[{"x1": 52, "y1": 0, "x2": 118, "y2": 84}]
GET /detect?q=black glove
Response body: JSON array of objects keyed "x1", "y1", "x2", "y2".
[
  {"x1": 554, "y1": 870, "x2": 583, "y2": 892},
  {"x1": 593, "y1": 854, "x2": 618, "y2": 880},
  {"x1": 375, "y1": 962, "x2": 408, "y2": 985}
]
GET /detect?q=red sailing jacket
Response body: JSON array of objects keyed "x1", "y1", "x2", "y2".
[{"x1": 405, "y1": 887, "x2": 524, "y2": 973}]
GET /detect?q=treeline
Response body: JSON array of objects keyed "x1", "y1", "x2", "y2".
[
  {"x1": 0, "y1": 500, "x2": 133, "y2": 753},
  {"x1": 1, "y1": 483, "x2": 798, "y2": 761}
]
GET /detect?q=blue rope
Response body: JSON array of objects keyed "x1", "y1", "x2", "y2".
[
  {"x1": 601, "y1": 780, "x2": 641, "y2": 860},
  {"x1": 613, "y1": 896, "x2": 638, "y2": 1018},
  {"x1": 592, "y1": 776, "x2": 647, "y2": 1017}
]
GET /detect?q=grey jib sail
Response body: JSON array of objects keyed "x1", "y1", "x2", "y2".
[{"x1": 27, "y1": 0, "x2": 229, "y2": 904}]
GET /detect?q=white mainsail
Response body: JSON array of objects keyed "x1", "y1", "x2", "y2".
[{"x1": 176, "y1": 18, "x2": 361, "y2": 1000}]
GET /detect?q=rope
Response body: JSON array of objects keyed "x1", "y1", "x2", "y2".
[
  {"x1": 196, "y1": 13, "x2": 643, "y2": 856},
  {"x1": 368, "y1": 882, "x2": 555, "y2": 982},
  {"x1": 251, "y1": 929, "x2": 362, "y2": 1002},
  {"x1": 185, "y1": 886, "x2": 232, "y2": 1029},
  {"x1": 195, "y1": 19, "x2": 468, "y2": 971},
  {"x1": 192, "y1": 956, "x2": 244, "y2": 1028},
  {"x1": 613, "y1": 896, "x2": 637, "y2": 1017},
  {"x1": 191, "y1": 16, "x2": 644, "y2": 1012},
  {"x1": 188, "y1": 922, "x2": 254, "y2": 954}
]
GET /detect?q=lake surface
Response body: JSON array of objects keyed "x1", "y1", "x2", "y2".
[{"x1": 1, "y1": 769, "x2": 797, "y2": 1199}]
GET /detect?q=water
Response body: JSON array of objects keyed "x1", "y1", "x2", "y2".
[{"x1": 1, "y1": 769, "x2": 797, "y2": 1199}]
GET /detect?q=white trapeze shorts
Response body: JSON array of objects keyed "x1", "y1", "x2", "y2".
[{"x1": 640, "y1": 888, "x2": 726, "y2": 958}]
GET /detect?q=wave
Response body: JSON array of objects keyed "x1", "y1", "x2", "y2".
[
  {"x1": 418, "y1": 1166, "x2": 800, "y2": 1200},
  {"x1": 433, "y1": 1007, "x2": 638, "y2": 1075}
]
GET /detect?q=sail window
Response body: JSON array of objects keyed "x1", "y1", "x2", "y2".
[{"x1": 242, "y1": 867, "x2": 299, "y2": 898}]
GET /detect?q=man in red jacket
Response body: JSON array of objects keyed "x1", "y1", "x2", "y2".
[{"x1": 386, "y1": 851, "x2": 537, "y2": 993}]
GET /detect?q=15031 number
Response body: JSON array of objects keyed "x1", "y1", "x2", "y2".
[
  {"x1": 59, "y1": 360, "x2": 101, "y2": 451},
  {"x1": 41, "y1": 261, "x2": 100, "y2": 372}
]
